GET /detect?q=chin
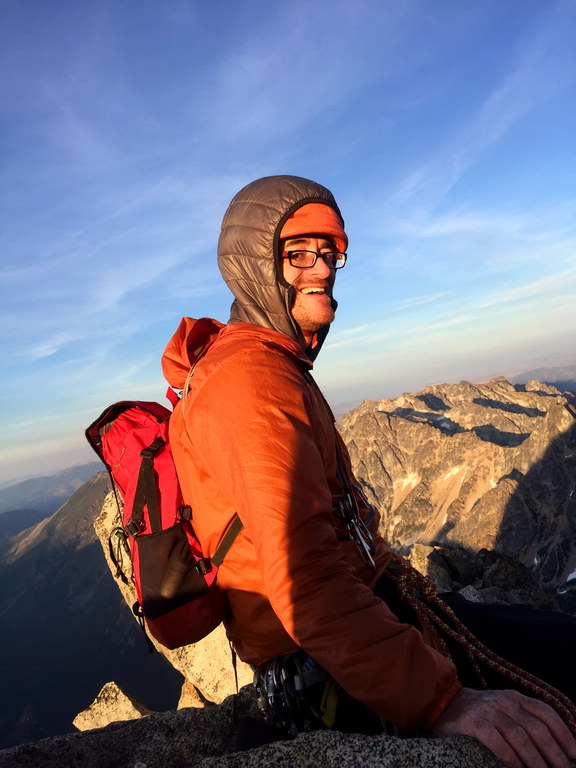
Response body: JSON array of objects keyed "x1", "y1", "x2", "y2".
[
  {"x1": 292, "y1": 300, "x2": 336, "y2": 334},
  {"x1": 300, "y1": 312, "x2": 335, "y2": 332}
]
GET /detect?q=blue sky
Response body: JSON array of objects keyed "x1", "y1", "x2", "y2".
[{"x1": 1, "y1": 0, "x2": 575, "y2": 484}]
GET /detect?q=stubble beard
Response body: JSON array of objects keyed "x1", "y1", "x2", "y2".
[{"x1": 291, "y1": 293, "x2": 336, "y2": 333}]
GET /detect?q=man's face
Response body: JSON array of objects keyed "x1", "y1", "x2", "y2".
[{"x1": 281, "y1": 236, "x2": 337, "y2": 342}]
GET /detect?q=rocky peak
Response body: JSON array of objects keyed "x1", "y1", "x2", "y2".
[{"x1": 338, "y1": 377, "x2": 576, "y2": 592}]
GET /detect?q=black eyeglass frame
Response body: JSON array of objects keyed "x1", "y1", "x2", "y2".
[{"x1": 282, "y1": 250, "x2": 347, "y2": 270}]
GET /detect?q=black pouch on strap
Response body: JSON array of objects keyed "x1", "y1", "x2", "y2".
[{"x1": 136, "y1": 524, "x2": 209, "y2": 621}]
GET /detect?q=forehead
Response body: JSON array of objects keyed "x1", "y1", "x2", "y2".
[{"x1": 282, "y1": 235, "x2": 336, "y2": 249}]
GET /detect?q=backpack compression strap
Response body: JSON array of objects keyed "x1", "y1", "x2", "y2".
[{"x1": 128, "y1": 437, "x2": 165, "y2": 534}]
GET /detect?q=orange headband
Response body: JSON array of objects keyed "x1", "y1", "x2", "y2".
[{"x1": 280, "y1": 203, "x2": 348, "y2": 253}]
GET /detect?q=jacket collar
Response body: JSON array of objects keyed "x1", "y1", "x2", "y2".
[{"x1": 162, "y1": 317, "x2": 312, "y2": 391}]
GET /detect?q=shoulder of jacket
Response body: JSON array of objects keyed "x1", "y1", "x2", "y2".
[
  {"x1": 189, "y1": 327, "x2": 305, "y2": 393},
  {"x1": 211, "y1": 324, "x2": 310, "y2": 367}
]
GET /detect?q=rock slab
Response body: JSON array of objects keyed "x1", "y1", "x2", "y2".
[{"x1": 0, "y1": 689, "x2": 499, "y2": 768}]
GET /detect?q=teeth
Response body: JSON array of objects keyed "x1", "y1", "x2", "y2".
[{"x1": 301, "y1": 287, "x2": 325, "y2": 294}]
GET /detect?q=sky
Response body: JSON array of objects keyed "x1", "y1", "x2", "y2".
[{"x1": 1, "y1": 0, "x2": 575, "y2": 485}]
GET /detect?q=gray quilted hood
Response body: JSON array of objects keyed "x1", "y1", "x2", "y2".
[{"x1": 218, "y1": 175, "x2": 345, "y2": 359}]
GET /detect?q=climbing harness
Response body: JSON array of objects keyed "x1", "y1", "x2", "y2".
[
  {"x1": 254, "y1": 652, "x2": 337, "y2": 730},
  {"x1": 253, "y1": 651, "x2": 393, "y2": 735}
]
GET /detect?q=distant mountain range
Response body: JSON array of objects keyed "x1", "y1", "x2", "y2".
[
  {"x1": 0, "y1": 462, "x2": 103, "y2": 517},
  {"x1": 0, "y1": 462, "x2": 108, "y2": 559},
  {"x1": 509, "y1": 363, "x2": 576, "y2": 393}
]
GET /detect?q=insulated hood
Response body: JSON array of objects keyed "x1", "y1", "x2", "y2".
[{"x1": 217, "y1": 175, "x2": 345, "y2": 359}]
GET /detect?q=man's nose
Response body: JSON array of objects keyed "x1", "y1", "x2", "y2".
[{"x1": 310, "y1": 254, "x2": 333, "y2": 279}]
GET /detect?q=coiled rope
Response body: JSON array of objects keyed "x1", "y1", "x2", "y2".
[{"x1": 385, "y1": 553, "x2": 576, "y2": 735}]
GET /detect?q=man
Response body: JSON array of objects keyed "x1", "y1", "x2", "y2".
[{"x1": 162, "y1": 175, "x2": 576, "y2": 768}]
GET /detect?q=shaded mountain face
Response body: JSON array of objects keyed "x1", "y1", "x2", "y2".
[
  {"x1": 0, "y1": 472, "x2": 182, "y2": 749},
  {"x1": 0, "y1": 509, "x2": 50, "y2": 555},
  {"x1": 338, "y1": 377, "x2": 576, "y2": 592}
]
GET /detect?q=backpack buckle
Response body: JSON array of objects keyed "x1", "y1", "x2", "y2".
[
  {"x1": 125, "y1": 518, "x2": 143, "y2": 536},
  {"x1": 140, "y1": 437, "x2": 165, "y2": 459},
  {"x1": 197, "y1": 558, "x2": 213, "y2": 576},
  {"x1": 177, "y1": 505, "x2": 192, "y2": 522}
]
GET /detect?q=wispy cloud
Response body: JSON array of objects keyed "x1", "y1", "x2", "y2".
[
  {"x1": 394, "y1": 292, "x2": 447, "y2": 310},
  {"x1": 476, "y1": 267, "x2": 576, "y2": 310},
  {"x1": 1, "y1": 163, "x2": 250, "y2": 365},
  {"x1": 391, "y1": 7, "x2": 575, "y2": 209},
  {"x1": 327, "y1": 265, "x2": 576, "y2": 359}
]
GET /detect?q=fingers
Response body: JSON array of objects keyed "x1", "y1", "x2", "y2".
[
  {"x1": 471, "y1": 717, "x2": 541, "y2": 768},
  {"x1": 518, "y1": 694, "x2": 576, "y2": 761},
  {"x1": 433, "y1": 688, "x2": 576, "y2": 768},
  {"x1": 489, "y1": 709, "x2": 570, "y2": 768}
]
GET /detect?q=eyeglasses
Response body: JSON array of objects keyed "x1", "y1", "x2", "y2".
[{"x1": 282, "y1": 250, "x2": 347, "y2": 270}]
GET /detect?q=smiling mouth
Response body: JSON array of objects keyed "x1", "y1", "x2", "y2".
[{"x1": 300, "y1": 286, "x2": 328, "y2": 295}]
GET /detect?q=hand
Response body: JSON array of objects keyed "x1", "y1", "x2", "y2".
[{"x1": 433, "y1": 687, "x2": 576, "y2": 768}]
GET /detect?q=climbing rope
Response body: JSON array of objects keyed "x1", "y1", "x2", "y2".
[{"x1": 384, "y1": 553, "x2": 576, "y2": 735}]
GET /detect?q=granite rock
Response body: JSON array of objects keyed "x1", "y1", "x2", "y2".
[
  {"x1": 0, "y1": 688, "x2": 499, "y2": 768},
  {"x1": 73, "y1": 682, "x2": 152, "y2": 732}
]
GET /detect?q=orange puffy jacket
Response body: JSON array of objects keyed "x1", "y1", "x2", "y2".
[
  {"x1": 162, "y1": 316, "x2": 460, "y2": 730},
  {"x1": 163, "y1": 176, "x2": 460, "y2": 729}
]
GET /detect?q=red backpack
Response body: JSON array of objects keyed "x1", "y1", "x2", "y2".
[{"x1": 86, "y1": 394, "x2": 242, "y2": 650}]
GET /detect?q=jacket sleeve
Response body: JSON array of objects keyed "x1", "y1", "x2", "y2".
[{"x1": 190, "y1": 345, "x2": 460, "y2": 730}]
